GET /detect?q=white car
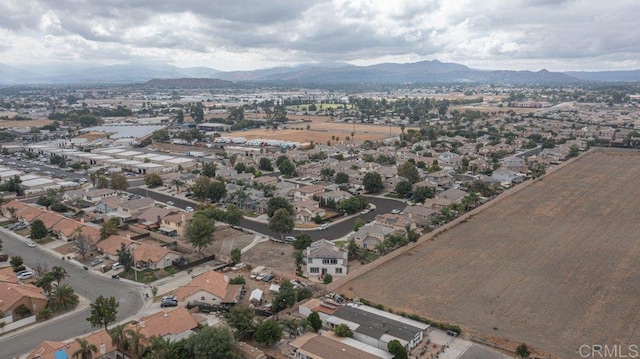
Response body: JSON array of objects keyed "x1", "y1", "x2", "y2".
[
  {"x1": 26, "y1": 241, "x2": 36, "y2": 248},
  {"x1": 166, "y1": 201, "x2": 175, "y2": 206},
  {"x1": 185, "y1": 206, "x2": 194, "y2": 212},
  {"x1": 361, "y1": 209, "x2": 370, "y2": 215},
  {"x1": 17, "y1": 271, "x2": 34, "y2": 280},
  {"x1": 318, "y1": 223, "x2": 329, "y2": 230},
  {"x1": 391, "y1": 209, "x2": 401, "y2": 214}
]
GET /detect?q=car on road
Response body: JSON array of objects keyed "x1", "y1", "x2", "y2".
[
  {"x1": 90, "y1": 258, "x2": 104, "y2": 267},
  {"x1": 166, "y1": 201, "x2": 174, "y2": 206},
  {"x1": 185, "y1": 206, "x2": 194, "y2": 212},
  {"x1": 284, "y1": 236, "x2": 297, "y2": 243},
  {"x1": 26, "y1": 241, "x2": 36, "y2": 248},
  {"x1": 361, "y1": 209, "x2": 370, "y2": 214},
  {"x1": 17, "y1": 271, "x2": 34, "y2": 280},
  {"x1": 391, "y1": 209, "x2": 401, "y2": 214},
  {"x1": 318, "y1": 223, "x2": 329, "y2": 230}
]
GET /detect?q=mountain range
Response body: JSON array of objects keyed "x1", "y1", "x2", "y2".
[{"x1": 0, "y1": 60, "x2": 638, "y2": 85}]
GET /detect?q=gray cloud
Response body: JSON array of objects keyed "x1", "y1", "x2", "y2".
[{"x1": 0, "y1": 0, "x2": 637, "y2": 71}]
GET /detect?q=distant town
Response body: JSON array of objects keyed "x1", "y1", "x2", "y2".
[{"x1": 0, "y1": 81, "x2": 639, "y2": 359}]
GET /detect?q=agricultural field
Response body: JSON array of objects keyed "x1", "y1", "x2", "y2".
[
  {"x1": 336, "y1": 149, "x2": 640, "y2": 358},
  {"x1": 237, "y1": 114, "x2": 415, "y2": 143}
]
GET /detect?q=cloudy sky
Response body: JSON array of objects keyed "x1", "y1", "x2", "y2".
[{"x1": 0, "y1": 0, "x2": 638, "y2": 72}]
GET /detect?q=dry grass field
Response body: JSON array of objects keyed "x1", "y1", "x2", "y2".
[
  {"x1": 336, "y1": 149, "x2": 640, "y2": 358},
  {"x1": 0, "y1": 119, "x2": 53, "y2": 128},
  {"x1": 237, "y1": 114, "x2": 414, "y2": 143}
]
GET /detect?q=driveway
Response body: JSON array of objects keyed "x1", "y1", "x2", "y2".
[{"x1": 0, "y1": 229, "x2": 144, "y2": 358}]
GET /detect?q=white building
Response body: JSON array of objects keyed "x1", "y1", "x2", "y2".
[{"x1": 305, "y1": 239, "x2": 348, "y2": 277}]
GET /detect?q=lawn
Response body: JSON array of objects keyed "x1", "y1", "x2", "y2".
[
  {"x1": 336, "y1": 149, "x2": 640, "y2": 358},
  {"x1": 120, "y1": 268, "x2": 158, "y2": 284}
]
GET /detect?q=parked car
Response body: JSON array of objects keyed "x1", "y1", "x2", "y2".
[
  {"x1": 17, "y1": 271, "x2": 34, "y2": 280},
  {"x1": 90, "y1": 258, "x2": 104, "y2": 267},
  {"x1": 112, "y1": 262, "x2": 123, "y2": 270},
  {"x1": 10, "y1": 222, "x2": 27, "y2": 231},
  {"x1": 318, "y1": 223, "x2": 329, "y2": 230},
  {"x1": 262, "y1": 274, "x2": 275, "y2": 282},
  {"x1": 185, "y1": 206, "x2": 194, "y2": 212},
  {"x1": 361, "y1": 209, "x2": 370, "y2": 214},
  {"x1": 26, "y1": 241, "x2": 36, "y2": 248},
  {"x1": 166, "y1": 201, "x2": 174, "y2": 206},
  {"x1": 284, "y1": 236, "x2": 296, "y2": 243},
  {"x1": 161, "y1": 299, "x2": 178, "y2": 307},
  {"x1": 391, "y1": 209, "x2": 401, "y2": 214}
]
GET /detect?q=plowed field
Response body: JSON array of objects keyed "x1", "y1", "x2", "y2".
[{"x1": 336, "y1": 149, "x2": 640, "y2": 358}]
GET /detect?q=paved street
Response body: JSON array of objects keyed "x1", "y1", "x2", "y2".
[
  {"x1": 126, "y1": 187, "x2": 406, "y2": 240},
  {"x1": 0, "y1": 230, "x2": 144, "y2": 358}
]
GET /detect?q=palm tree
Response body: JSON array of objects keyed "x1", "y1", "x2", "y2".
[
  {"x1": 125, "y1": 328, "x2": 147, "y2": 359},
  {"x1": 72, "y1": 338, "x2": 98, "y2": 359},
  {"x1": 48, "y1": 284, "x2": 79, "y2": 312},
  {"x1": 145, "y1": 336, "x2": 171, "y2": 359},
  {"x1": 399, "y1": 124, "x2": 406, "y2": 140},
  {"x1": 50, "y1": 266, "x2": 69, "y2": 285},
  {"x1": 172, "y1": 179, "x2": 185, "y2": 193},
  {"x1": 36, "y1": 272, "x2": 56, "y2": 295},
  {"x1": 109, "y1": 324, "x2": 130, "y2": 357}
]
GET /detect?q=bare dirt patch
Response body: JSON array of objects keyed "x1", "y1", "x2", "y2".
[
  {"x1": 243, "y1": 240, "x2": 297, "y2": 276},
  {"x1": 0, "y1": 119, "x2": 53, "y2": 128},
  {"x1": 336, "y1": 149, "x2": 640, "y2": 358}
]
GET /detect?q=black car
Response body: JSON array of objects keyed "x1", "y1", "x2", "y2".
[{"x1": 161, "y1": 299, "x2": 178, "y2": 308}]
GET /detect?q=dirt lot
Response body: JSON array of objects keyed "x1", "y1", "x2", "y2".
[
  {"x1": 0, "y1": 119, "x2": 53, "y2": 128},
  {"x1": 336, "y1": 149, "x2": 640, "y2": 358},
  {"x1": 242, "y1": 240, "x2": 297, "y2": 277}
]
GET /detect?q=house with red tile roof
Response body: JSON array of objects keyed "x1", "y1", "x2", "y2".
[
  {"x1": 175, "y1": 270, "x2": 244, "y2": 306},
  {"x1": 16, "y1": 205, "x2": 45, "y2": 223},
  {"x1": 97, "y1": 235, "x2": 137, "y2": 260},
  {"x1": 26, "y1": 329, "x2": 116, "y2": 359},
  {"x1": 51, "y1": 218, "x2": 82, "y2": 241},
  {"x1": 127, "y1": 307, "x2": 199, "y2": 341},
  {"x1": 132, "y1": 242, "x2": 181, "y2": 270},
  {"x1": 0, "y1": 279, "x2": 47, "y2": 319},
  {"x1": 34, "y1": 211, "x2": 64, "y2": 230},
  {"x1": 0, "y1": 199, "x2": 28, "y2": 218}
]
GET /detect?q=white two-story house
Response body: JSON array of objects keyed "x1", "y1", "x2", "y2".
[{"x1": 305, "y1": 239, "x2": 348, "y2": 278}]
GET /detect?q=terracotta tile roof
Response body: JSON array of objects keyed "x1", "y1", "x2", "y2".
[
  {"x1": 175, "y1": 271, "x2": 232, "y2": 301},
  {"x1": 132, "y1": 243, "x2": 173, "y2": 265},
  {"x1": 98, "y1": 235, "x2": 135, "y2": 256},
  {"x1": 78, "y1": 225, "x2": 101, "y2": 244},
  {"x1": 26, "y1": 329, "x2": 115, "y2": 359},
  {"x1": 0, "y1": 280, "x2": 47, "y2": 313},
  {"x1": 51, "y1": 218, "x2": 82, "y2": 237},
  {"x1": 163, "y1": 211, "x2": 193, "y2": 225},
  {"x1": 296, "y1": 184, "x2": 326, "y2": 194},
  {"x1": 35, "y1": 211, "x2": 65, "y2": 229},
  {"x1": 1, "y1": 199, "x2": 28, "y2": 213},
  {"x1": 0, "y1": 267, "x2": 18, "y2": 282},
  {"x1": 17, "y1": 206, "x2": 45, "y2": 222},
  {"x1": 132, "y1": 307, "x2": 198, "y2": 339},
  {"x1": 137, "y1": 207, "x2": 176, "y2": 224}
]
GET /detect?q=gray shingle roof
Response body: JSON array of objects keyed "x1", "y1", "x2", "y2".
[{"x1": 332, "y1": 305, "x2": 422, "y2": 342}]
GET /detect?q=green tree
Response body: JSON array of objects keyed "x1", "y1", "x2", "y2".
[
  {"x1": 110, "y1": 172, "x2": 128, "y2": 191},
  {"x1": 267, "y1": 196, "x2": 294, "y2": 217},
  {"x1": 146, "y1": 336, "x2": 172, "y2": 359},
  {"x1": 307, "y1": 312, "x2": 322, "y2": 332},
  {"x1": 190, "y1": 326, "x2": 237, "y2": 359},
  {"x1": 272, "y1": 281, "x2": 297, "y2": 312},
  {"x1": 337, "y1": 195, "x2": 368, "y2": 214},
  {"x1": 258, "y1": 157, "x2": 273, "y2": 171},
  {"x1": 50, "y1": 266, "x2": 69, "y2": 285},
  {"x1": 72, "y1": 338, "x2": 98, "y2": 359},
  {"x1": 397, "y1": 161, "x2": 420, "y2": 183},
  {"x1": 254, "y1": 320, "x2": 283, "y2": 346},
  {"x1": 363, "y1": 172, "x2": 384, "y2": 193},
  {"x1": 334, "y1": 323, "x2": 353, "y2": 337},
  {"x1": 30, "y1": 219, "x2": 48, "y2": 240},
  {"x1": 10, "y1": 255, "x2": 24, "y2": 270},
  {"x1": 353, "y1": 217, "x2": 365, "y2": 232},
  {"x1": 413, "y1": 186, "x2": 435, "y2": 203},
  {"x1": 320, "y1": 167, "x2": 335, "y2": 181},
  {"x1": 116, "y1": 243, "x2": 134, "y2": 270},
  {"x1": 36, "y1": 272, "x2": 56, "y2": 294},
  {"x1": 278, "y1": 158, "x2": 295, "y2": 177},
  {"x1": 568, "y1": 144, "x2": 580, "y2": 158},
  {"x1": 234, "y1": 163, "x2": 247, "y2": 173},
  {"x1": 109, "y1": 324, "x2": 130, "y2": 358},
  {"x1": 125, "y1": 327, "x2": 147, "y2": 359},
  {"x1": 268, "y1": 208, "x2": 294, "y2": 240},
  {"x1": 516, "y1": 343, "x2": 531, "y2": 358},
  {"x1": 209, "y1": 181, "x2": 227, "y2": 203},
  {"x1": 100, "y1": 217, "x2": 120, "y2": 240},
  {"x1": 395, "y1": 180, "x2": 413, "y2": 198},
  {"x1": 230, "y1": 248, "x2": 241, "y2": 263},
  {"x1": 144, "y1": 173, "x2": 163, "y2": 188},
  {"x1": 87, "y1": 295, "x2": 119, "y2": 331},
  {"x1": 225, "y1": 306, "x2": 256, "y2": 335},
  {"x1": 201, "y1": 162, "x2": 217, "y2": 178},
  {"x1": 335, "y1": 172, "x2": 349, "y2": 184},
  {"x1": 292, "y1": 233, "x2": 312, "y2": 250},
  {"x1": 323, "y1": 273, "x2": 333, "y2": 284},
  {"x1": 224, "y1": 204, "x2": 244, "y2": 226},
  {"x1": 184, "y1": 215, "x2": 216, "y2": 253},
  {"x1": 14, "y1": 304, "x2": 32, "y2": 319},
  {"x1": 48, "y1": 284, "x2": 79, "y2": 312},
  {"x1": 387, "y1": 340, "x2": 408, "y2": 359}
]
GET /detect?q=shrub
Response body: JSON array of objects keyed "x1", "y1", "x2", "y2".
[
  {"x1": 334, "y1": 323, "x2": 353, "y2": 337},
  {"x1": 323, "y1": 274, "x2": 333, "y2": 284},
  {"x1": 37, "y1": 308, "x2": 53, "y2": 320}
]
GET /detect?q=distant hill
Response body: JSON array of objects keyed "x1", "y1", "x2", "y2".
[
  {"x1": 566, "y1": 70, "x2": 640, "y2": 82},
  {"x1": 0, "y1": 59, "x2": 637, "y2": 85},
  {"x1": 141, "y1": 78, "x2": 235, "y2": 88}
]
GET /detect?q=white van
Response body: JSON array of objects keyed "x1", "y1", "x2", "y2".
[{"x1": 112, "y1": 262, "x2": 123, "y2": 270}]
